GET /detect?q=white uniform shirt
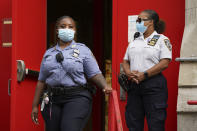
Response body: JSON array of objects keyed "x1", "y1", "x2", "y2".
[{"x1": 124, "y1": 31, "x2": 172, "y2": 72}]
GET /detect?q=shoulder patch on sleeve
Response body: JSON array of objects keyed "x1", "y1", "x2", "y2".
[{"x1": 164, "y1": 39, "x2": 172, "y2": 51}]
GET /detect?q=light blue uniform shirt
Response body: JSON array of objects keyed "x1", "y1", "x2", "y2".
[{"x1": 38, "y1": 41, "x2": 101, "y2": 87}]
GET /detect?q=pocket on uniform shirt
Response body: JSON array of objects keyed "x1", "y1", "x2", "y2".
[
  {"x1": 63, "y1": 57, "x2": 83, "y2": 72},
  {"x1": 43, "y1": 55, "x2": 58, "y2": 71},
  {"x1": 143, "y1": 47, "x2": 160, "y2": 63}
]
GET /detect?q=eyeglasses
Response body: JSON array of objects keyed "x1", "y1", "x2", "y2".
[{"x1": 136, "y1": 17, "x2": 151, "y2": 23}]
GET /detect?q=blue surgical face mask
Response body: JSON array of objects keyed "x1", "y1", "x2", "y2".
[
  {"x1": 58, "y1": 28, "x2": 75, "y2": 42},
  {"x1": 136, "y1": 21, "x2": 148, "y2": 33}
]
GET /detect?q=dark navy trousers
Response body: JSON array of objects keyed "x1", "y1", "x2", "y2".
[
  {"x1": 41, "y1": 90, "x2": 92, "y2": 131},
  {"x1": 125, "y1": 74, "x2": 168, "y2": 131}
]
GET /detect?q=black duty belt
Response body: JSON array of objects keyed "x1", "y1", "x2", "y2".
[{"x1": 47, "y1": 85, "x2": 87, "y2": 96}]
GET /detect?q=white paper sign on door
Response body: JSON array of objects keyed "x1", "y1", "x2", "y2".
[{"x1": 128, "y1": 15, "x2": 138, "y2": 43}]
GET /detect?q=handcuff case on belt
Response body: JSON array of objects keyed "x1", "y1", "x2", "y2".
[{"x1": 118, "y1": 73, "x2": 130, "y2": 92}]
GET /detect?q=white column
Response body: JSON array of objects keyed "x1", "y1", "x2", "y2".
[{"x1": 177, "y1": 0, "x2": 197, "y2": 131}]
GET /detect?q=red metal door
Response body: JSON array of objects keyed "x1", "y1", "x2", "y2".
[
  {"x1": 11, "y1": 0, "x2": 46, "y2": 131},
  {"x1": 0, "y1": 0, "x2": 12, "y2": 131},
  {"x1": 111, "y1": 0, "x2": 185, "y2": 131}
]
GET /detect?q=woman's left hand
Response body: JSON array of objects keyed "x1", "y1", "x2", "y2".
[{"x1": 103, "y1": 85, "x2": 112, "y2": 94}]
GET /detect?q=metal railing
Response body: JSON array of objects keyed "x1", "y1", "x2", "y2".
[
  {"x1": 187, "y1": 100, "x2": 197, "y2": 105},
  {"x1": 175, "y1": 57, "x2": 197, "y2": 62}
]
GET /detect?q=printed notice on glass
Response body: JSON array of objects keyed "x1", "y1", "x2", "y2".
[{"x1": 128, "y1": 15, "x2": 138, "y2": 43}]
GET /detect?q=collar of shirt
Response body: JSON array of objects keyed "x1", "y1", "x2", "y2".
[
  {"x1": 51, "y1": 40, "x2": 76, "y2": 52},
  {"x1": 137, "y1": 31, "x2": 158, "y2": 42}
]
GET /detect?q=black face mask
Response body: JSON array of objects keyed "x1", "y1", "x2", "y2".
[{"x1": 56, "y1": 52, "x2": 64, "y2": 63}]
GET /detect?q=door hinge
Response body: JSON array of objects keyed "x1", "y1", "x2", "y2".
[{"x1": 8, "y1": 78, "x2": 11, "y2": 96}]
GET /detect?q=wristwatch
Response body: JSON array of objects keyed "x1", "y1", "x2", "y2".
[{"x1": 144, "y1": 71, "x2": 149, "y2": 79}]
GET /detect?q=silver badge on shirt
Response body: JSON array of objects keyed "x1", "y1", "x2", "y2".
[{"x1": 73, "y1": 49, "x2": 80, "y2": 58}]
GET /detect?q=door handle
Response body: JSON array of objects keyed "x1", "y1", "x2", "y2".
[
  {"x1": 17, "y1": 60, "x2": 26, "y2": 82},
  {"x1": 8, "y1": 78, "x2": 11, "y2": 96},
  {"x1": 17, "y1": 60, "x2": 39, "y2": 82},
  {"x1": 25, "y1": 68, "x2": 39, "y2": 77},
  {"x1": 175, "y1": 57, "x2": 197, "y2": 62}
]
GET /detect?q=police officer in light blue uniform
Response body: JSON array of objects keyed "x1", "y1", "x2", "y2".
[
  {"x1": 31, "y1": 16, "x2": 112, "y2": 131},
  {"x1": 39, "y1": 41, "x2": 101, "y2": 87},
  {"x1": 123, "y1": 10, "x2": 172, "y2": 131}
]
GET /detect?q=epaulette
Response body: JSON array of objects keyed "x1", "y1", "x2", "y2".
[
  {"x1": 75, "y1": 42, "x2": 86, "y2": 47},
  {"x1": 46, "y1": 45, "x2": 56, "y2": 53}
]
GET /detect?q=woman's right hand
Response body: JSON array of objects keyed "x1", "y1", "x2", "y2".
[
  {"x1": 31, "y1": 106, "x2": 39, "y2": 125},
  {"x1": 31, "y1": 81, "x2": 46, "y2": 125},
  {"x1": 103, "y1": 85, "x2": 113, "y2": 94},
  {"x1": 125, "y1": 70, "x2": 139, "y2": 83}
]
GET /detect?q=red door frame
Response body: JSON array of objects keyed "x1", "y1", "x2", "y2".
[
  {"x1": 11, "y1": 0, "x2": 46, "y2": 131},
  {"x1": 110, "y1": 0, "x2": 185, "y2": 130},
  {"x1": 0, "y1": 0, "x2": 12, "y2": 131}
]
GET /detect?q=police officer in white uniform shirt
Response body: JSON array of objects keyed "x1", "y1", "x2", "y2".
[{"x1": 123, "y1": 10, "x2": 172, "y2": 131}]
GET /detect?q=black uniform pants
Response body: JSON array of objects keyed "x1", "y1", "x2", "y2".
[
  {"x1": 41, "y1": 90, "x2": 92, "y2": 131},
  {"x1": 125, "y1": 74, "x2": 168, "y2": 131}
]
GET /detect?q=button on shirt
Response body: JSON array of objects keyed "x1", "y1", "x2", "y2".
[
  {"x1": 38, "y1": 41, "x2": 101, "y2": 87},
  {"x1": 124, "y1": 31, "x2": 172, "y2": 72}
]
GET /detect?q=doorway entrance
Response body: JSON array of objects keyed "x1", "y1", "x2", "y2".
[{"x1": 47, "y1": 0, "x2": 112, "y2": 130}]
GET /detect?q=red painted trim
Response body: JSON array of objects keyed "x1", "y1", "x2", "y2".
[
  {"x1": 187, "y1": 101, "x2": 197, "y2": 105},
  {"x1": 112, "y1": 90, "x2": 123, "y2": 131},
  {"x1": 0, "y1": 0, "x2": 12, "y2": 130}
]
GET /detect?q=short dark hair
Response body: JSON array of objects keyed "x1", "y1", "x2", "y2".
[
  {"x1": 55, "y1": 16, "x2": 76, "y2": 29},
  {"x1": 142, "y1": 10, "x2": 166, "y2": 34}
]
